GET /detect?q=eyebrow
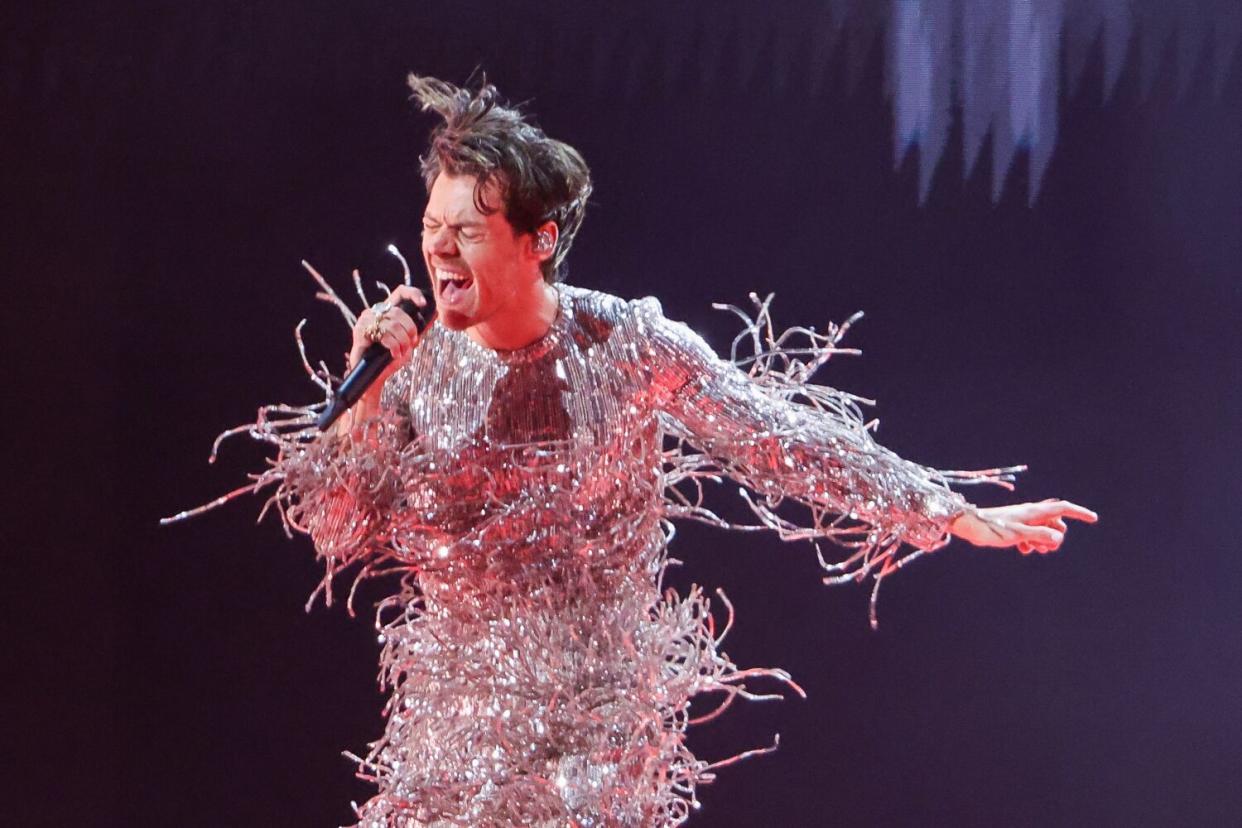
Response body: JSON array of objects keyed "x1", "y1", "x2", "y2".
[{"x1": 422, "y1": 215, "x2": 486, "y2": 228}]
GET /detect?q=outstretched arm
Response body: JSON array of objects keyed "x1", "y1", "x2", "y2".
[
  {"x1": 633, "y1": 295, "x2": 1094, "y2": 620},
  {"x1": 639, "y1": 296, "x2": 975, "y2": 546}
]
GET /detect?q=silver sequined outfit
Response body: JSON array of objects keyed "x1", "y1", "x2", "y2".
[{"x1": 186, "y1": 283, "x2": 1008, "y2": 827}]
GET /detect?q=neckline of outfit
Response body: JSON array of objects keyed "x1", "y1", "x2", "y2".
[{"x1": 458, "y1": 282, "x2": 571, "y2": 364}]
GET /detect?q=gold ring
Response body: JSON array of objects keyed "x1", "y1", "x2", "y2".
[{"x1": 365, "y1": 316, "x2": 384, "y2": 343}]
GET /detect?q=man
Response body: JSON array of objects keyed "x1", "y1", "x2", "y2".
[{"x1": 187, "y1": 75, "x2": 1095, "y2": 826}]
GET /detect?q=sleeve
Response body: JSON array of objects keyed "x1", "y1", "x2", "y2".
[
  {"x1": 631, "y1": 295, "x2": 1003, "y2": 624},
  {"x1": 275, "y1": 405, "x2": 411, "y2": 563},
  {"x1": 163, "y1": 265, "x2": 435, "y2": 612},
  {"x1": 250, "y1": 365, "x2": 423, "y2": 611}
]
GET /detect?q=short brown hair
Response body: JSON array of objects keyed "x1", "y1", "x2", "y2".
[{"x1": 407, "y1": 74, "x2": 592, "y2": 283}]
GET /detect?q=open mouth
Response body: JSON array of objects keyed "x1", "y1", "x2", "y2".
[{"x1": 435, "y1": 267, "x2": 474, "y2": 305}]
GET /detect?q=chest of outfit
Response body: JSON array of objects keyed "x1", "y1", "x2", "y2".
[{"x1": 391, "y1": 314, "x2": 666, "y2": 542}]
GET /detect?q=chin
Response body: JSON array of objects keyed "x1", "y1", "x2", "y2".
[{"x1": 437, "y1": 308, "x2": 473, "y2": 331}]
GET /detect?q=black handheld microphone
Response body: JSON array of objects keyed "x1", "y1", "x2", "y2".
[{"x1": 316, "y1": 298, "x2": 432, "y2": 431}]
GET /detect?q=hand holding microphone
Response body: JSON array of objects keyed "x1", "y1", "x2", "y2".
[
  {"x1": 318, "y1": 284, "x2": 432, "y2": 431},
  {"x1": 349, "y1": 284, "x2": 429, "y2": 367}
]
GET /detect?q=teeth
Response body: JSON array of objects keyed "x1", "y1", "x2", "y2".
[{"x1": 435, "y1": 267, "x2": 469, "y2": 285}]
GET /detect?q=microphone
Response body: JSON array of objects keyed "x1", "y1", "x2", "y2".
[{"x1": 316, "y1": 298, "x2": 432, "y2": 431}]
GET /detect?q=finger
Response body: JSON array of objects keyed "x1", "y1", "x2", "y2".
[
  {"x1": 379, "y1": 330, "x2": 407, "y2": 359},
  {"x1": 390, "y1": 316, "x2": 420, "y2": 355},
  {"x1": 1026, "y1": 500, "x2": 1098, "y2": 524},
  {"x1": 1055, "y1": 500, "x2": 1098, "y2": 523},
  {"x1": 1019, "y1": 524, "x2": 1064, "y2": 550},
  {"x1": 1033, "y1": 517, "x2": 1068, "y2": 533},
  {"x1": 1005, "y1": 502, "x2": 1057, "y2": 522},
  {"x1": 395, "y1": 321, "x2": 420, "y2": 357},
  {"x1": 388, "y1": 308, "x2": 419, "y2": 339},
  {"x1": 394, "y1": 284, "x2": 427, "y2": 305},
  {"x1": 353, "y1": 309, "x2": 376, "y2": 346},
  {"x1": 393, "y1": 285, "x2": 428, "y2": 308},
  {"x1": 395, "y1": 330, "x2": 417, "y2": 360}
]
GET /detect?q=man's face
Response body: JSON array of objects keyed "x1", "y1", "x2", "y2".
[{"x1": 421, "y1": 173, "x2": 533, "y2": 332}]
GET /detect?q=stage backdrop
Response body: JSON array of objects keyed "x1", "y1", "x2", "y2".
[{"x1": 9, "y1": 2, "x2": 1241, "y2": 825}]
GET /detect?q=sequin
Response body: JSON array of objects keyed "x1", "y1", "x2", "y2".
[{"x1": 168, "y1": 281, "x2": 1020, "y2": 827}]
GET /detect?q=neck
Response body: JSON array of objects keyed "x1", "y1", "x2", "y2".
[{"x1": 468, "y1": 279, "x2": 560, "y2": 350}]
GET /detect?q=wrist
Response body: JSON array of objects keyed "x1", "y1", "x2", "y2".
[{"x1": 947, "y1": 503, "x2": 980, "y2": 537}]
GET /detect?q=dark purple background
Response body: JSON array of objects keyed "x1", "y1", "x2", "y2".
[{"x1": 10, "y1": 2, "x2": 1241, "y2": 825}]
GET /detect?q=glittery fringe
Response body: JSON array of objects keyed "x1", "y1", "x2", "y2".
[
  {"x1": 163, "y1": 260, "x2": 425, "y2": 616},
  {"x1": 659, "y1": 293, "x2": 1024, "y2": 629},
  {"x1": 166, "y1": 277, "x2": 1021, "y2": 825},
  {"x1": 346, "y1": 579, "x2": 802, "y2": 827}
]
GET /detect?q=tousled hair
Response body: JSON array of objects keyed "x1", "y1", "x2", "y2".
[{"x1": 407, "y1": 74, "x2": 592, "y2": 283}]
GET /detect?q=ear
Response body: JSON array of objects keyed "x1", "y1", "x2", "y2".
[{"x1": 530, "y1": 220, "x2": 559, "y2": 264}]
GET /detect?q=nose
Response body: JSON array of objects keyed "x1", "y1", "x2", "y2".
[{"x1": 424, "y1": 225, "x2": 457, "y2": 258}]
